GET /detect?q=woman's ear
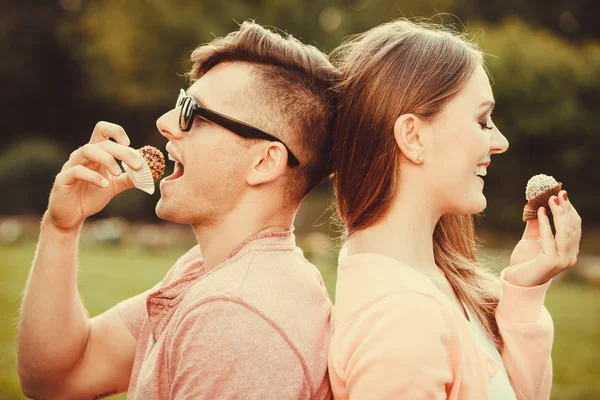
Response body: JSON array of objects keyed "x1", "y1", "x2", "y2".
[
  {"x1": 393, "y1": 114, "x2": 426, "y2": 164},
  {"x1": 246, "y1": 142, "x2": 288, "y2": 186}
]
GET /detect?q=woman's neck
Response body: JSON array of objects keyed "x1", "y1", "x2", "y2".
[{"x1": 345, "y1": 189, "x2": 444, "y2": 279}]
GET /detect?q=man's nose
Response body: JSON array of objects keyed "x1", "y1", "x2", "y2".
[{"x1": 156, "y1": 108, "x2": 184, "y2": 140}]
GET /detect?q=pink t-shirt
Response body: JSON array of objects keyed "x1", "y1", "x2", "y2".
[{"x1": 116, "y1": 231, "x2": 333, "y2": 399}]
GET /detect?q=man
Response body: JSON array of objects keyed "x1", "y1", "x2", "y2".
[{"x1": 17, "y1": 21, "x2": 337, "y2": 399}]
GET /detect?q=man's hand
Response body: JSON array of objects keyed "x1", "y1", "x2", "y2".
[
  {"x1": 506, "y1": 190, "x2": 582, "y2": 287},
  {"x1": 18, "y1": 121, "x2": 144, "y2": 398},
  {"x1": 46, "y1": 121, "x2": 143, "y2": 231}
]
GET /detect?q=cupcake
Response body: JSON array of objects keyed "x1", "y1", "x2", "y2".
[
  {"x1": 122, "y1": 145, "x2": 165, "y2": 195},
  {"x1": 522, "y1": 174, "x2": 562, "y2": 221}
]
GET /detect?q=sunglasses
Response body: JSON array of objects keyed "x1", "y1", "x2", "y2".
[{"x1": 176, "y1": 89, "x2": 300, "y2": 167}]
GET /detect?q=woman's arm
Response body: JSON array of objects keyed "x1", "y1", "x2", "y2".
[
  {"x1": 496, "y1": 269, "x2": 554, "y2": 400},
  {"x1": 496, "y1": 191, "x2": 580, "y2": 400}
]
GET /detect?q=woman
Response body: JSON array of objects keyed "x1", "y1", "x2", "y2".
[{"x1": 328, "y1": 20, "x2": 582, "y2": 399}]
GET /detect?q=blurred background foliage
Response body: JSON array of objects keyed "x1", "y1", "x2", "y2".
[
  {"x1": 1, "y1": 2, "x2": 600, "y2": 399},
  {"x1": 0, "y1": 0, "x2": 599, "y2": 235}
]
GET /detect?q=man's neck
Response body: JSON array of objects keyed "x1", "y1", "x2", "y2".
[{"x1": 192, "y1": 203, "x2": 295, "y2": 271}]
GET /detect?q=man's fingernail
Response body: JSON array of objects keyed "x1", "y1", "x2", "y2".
[
  {"x1": 554, "y1": 197, "x2": 560, "y2": 205},
  {"x1": 563, "y1": 191, "x2": 568, "y2": 201}
]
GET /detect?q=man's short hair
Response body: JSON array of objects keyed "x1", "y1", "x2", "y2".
[{"x1": 186, "y1": 21, "x2": 338, "y2": 203}]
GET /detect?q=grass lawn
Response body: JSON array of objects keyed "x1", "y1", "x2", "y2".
[{"x1": 1, "y1": 243, "x2": 599, "y2": 399}]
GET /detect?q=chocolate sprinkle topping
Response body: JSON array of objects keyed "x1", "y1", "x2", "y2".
[{"x1": 139, "y1": 145, "x2": 165, "y2": 181}]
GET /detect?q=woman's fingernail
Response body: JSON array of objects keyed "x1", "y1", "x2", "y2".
[
  {"x1": 563, "y1": 191, "x2": 568, "y2": 201},
  {"x1": 542, "y1": 207, "x2": 547, "y2": 215},
  {"x1": 554, "y1": 197, "x2": 560, "y2": 205}
]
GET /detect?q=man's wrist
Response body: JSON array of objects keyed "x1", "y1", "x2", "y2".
[{"x1": 40, "y1": 212, "x2": 83, "y2": 238}]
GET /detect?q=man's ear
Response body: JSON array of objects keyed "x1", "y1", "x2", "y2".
[
  {"x1": 393, "y1": 113, "x2": 427, "y2": 164},
  {"x1": 246, "y1": 142, "x2": 288, "y2": 186}
]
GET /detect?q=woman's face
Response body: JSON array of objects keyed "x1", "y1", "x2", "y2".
[{"x1": 424, "y1": 64, "x2": 509, "y2": 215}]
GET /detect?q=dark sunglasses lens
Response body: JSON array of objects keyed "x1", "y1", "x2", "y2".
[{"x1": 179, "y1": 98, "x2": 193, "y2": 130}]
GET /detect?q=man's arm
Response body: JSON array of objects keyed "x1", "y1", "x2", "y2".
[
  {"x1": 17, "y1": 217, "x2": 138, "y2": 399},
  {"x1": 17, "y1": 122, "x2": 144, "y2": 398}
]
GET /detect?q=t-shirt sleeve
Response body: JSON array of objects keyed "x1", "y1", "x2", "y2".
[
  {"x1": 330, "y1": 292, "x2": 456, "y2": 400},
  {"x1": 115, "y1": 290, "x2": 150, "y2": 340},
  {"x1": 167, "y1": 299, "x2": 311, "y2": 400},
  {"x1": 115, "y1": 246, "x2": 202, "y2": 340}
]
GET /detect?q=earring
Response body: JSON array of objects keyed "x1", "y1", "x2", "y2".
[{"x1": 416, "y1": 152, "x2": 424, "y2": 163}]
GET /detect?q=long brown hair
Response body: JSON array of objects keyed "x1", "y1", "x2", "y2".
[{"x1": 330, "y1": 19, "x2": 503, "y2": 347}]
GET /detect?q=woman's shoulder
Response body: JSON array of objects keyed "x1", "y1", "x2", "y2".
[
  {"x1": 335, "y1": 289, "x2": 454, "y2": 336},
  {"x1": 334, "y1": 252, "x2": 448, "y2": 324},
  {"x1": 330, "y1": 290, "x2": 459, "y2": 373},
  {"x1": 337, "y1": 252, "x2": 438, "y2": 287}
]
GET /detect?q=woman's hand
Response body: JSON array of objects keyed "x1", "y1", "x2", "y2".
[
  {"x1": 506, "y1": 190, "x2": 582, "y2": 287},
  {"x1": 45, "y1": 122, "x2": 143, "y2": 233}
]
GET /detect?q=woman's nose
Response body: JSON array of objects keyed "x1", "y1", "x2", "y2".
[{"x1": 490, "y1": 127, "x2": 509, "y2": 155}]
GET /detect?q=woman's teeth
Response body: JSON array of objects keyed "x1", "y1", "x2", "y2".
[{"x1": 475, "y1": 166, "x2": 487, "y2": 177}]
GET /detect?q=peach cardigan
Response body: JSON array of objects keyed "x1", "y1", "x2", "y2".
[{"x1": 329, "y1": 253, "x2": 553, "y2": 400}]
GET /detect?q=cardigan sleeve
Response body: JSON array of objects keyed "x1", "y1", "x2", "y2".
[{"x1": 496, "y1": 268, "x2": 554, "y2": 400}]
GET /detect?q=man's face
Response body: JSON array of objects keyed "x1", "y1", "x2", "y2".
[{"x1": 155, "y1": 62, "x2": 258, "y2": 227}]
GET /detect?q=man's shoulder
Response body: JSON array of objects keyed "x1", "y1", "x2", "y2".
[
  {"x1": 162, "y1": 245, "x2": 203, "y2": 284},
  {"x1": 177, "y1": 246, "x2": 332, "y2": 338},
  {"x1": 246, "y1": 245, "x2": 327, "y2": 284},
  {"x1": 206, "y1": 246, "x2": 330, "y2": 309},
  {"x1": 181, "y1": 245, "x2": 318, "y2": 287}
]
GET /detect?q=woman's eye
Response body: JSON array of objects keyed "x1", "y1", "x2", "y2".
[{"x1": 479, "y1": 122, "x2": 494, "y2": 131}]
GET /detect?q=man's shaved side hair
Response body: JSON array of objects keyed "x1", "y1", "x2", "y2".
[{"x1": 186, "y1": 21, "x2": 338, "y2": 202}]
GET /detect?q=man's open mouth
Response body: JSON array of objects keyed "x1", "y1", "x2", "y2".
[{"x1": 165, "y1": 154, "x2": 184, "y2": 181}]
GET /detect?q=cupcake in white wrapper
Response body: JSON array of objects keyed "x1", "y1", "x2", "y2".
[{"x1": 122, "y1": 145, "x2": 165, "y2": 195}]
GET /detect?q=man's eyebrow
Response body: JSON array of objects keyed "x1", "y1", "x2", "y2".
[{"x1": 186, "y1": 90, "x2": 209, "y2": 109}]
